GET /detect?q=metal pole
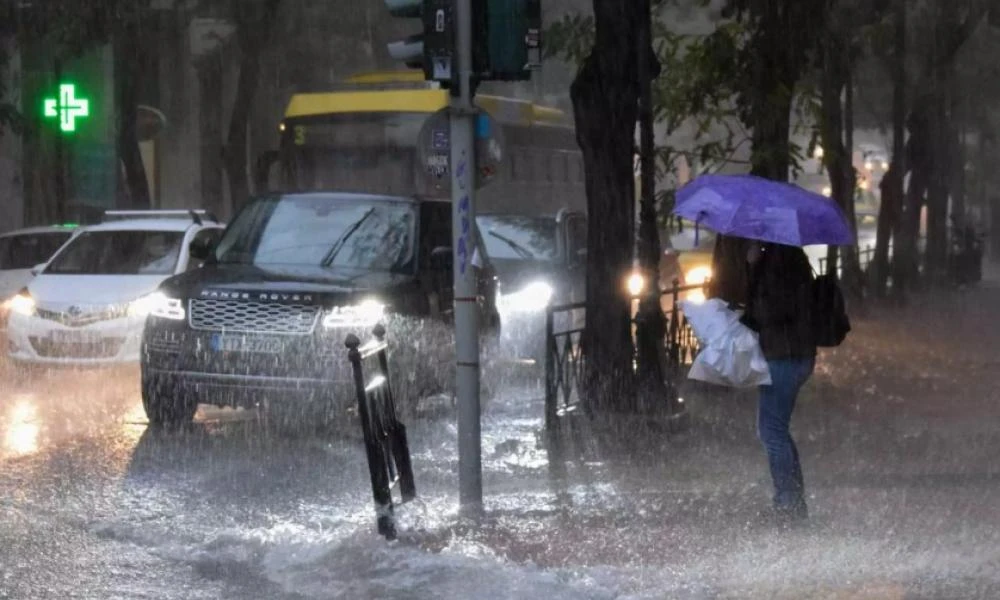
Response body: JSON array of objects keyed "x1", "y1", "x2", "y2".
[{"x1": 450, "y1": 0, "x2": 482, "y2": 514}]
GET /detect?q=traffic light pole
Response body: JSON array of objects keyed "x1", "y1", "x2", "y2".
[{"x1": 450, "y1": 0, "x2": 483, "y2": 515}]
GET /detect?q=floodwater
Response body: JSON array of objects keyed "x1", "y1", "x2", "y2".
[{"x1": 1, "y1": 280, "x2": 1000, "y2": 598}]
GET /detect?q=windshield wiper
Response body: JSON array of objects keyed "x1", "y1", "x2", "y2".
[
  {"x1": 321, "y1": 207, "x2": 377, "y2": 267},
  {"x1": 488, "y1": 229, "x2": 533, "y2": 259}
]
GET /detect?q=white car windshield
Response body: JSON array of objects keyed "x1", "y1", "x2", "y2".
[
  {"x1": 45, "y1": 230, "x2": 184, "y2": 275},
  {"x1": 0, "y1": 231, "x2": 73, "y2": 270},
  {"x1": 477, "y1": 216, "x2": 559, "y2": 262},
  {"x1": 214, "y1": 194, "x2": 416, "y2": 273}
]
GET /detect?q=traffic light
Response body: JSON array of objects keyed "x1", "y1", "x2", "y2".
[
  {"x1": 386, "y1": 0, "x2": 454, "y2": 81},
  {"x1": 478, "y1": 0, "x2": 541, "y2": 82},
  {"x1": 385, "y1": 0, "x2": 427, "y2": 70},
  {"x1": 385, "y1": 0, "x2": 542, "y2": 86}
]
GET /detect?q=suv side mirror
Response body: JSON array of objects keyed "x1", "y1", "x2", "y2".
[
  {"x1": 30, "y1": 263, "x2": 45, "y2": 276},
  {"x1": 189, "y1": 238, "x2": 215, "y2": 262},
  {"x1": 430, "y1": 246, "x2": 453, "y2": 271}
]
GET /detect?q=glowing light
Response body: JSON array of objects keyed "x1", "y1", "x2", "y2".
[
  {"x1": 881, "y1": 160, "x2": 890, "y2": 170},
  {"x1": 683, "y1": 266, "x2": 712, "y2": 304},
  {"x1": 822, "y1": 186, "x2": 832, "y2": 197},
  {"x1": 9, "y1": 291, "x2": 35, "y2": 317},
  {"x1": 42, "y1": 83, "x2": 91, "y2": 133},
  {"x1": 322, "y1": 299, "x2": 386, "y2": 328},
  {"x1": 627, "y1": 272, "x2": 645, "y2": 297},
  {"x1": 499, "y1": 281, "x2": 554, "y2": 313},
  {"x1": 4, "y1": 399, "x2": 39, "y2": 456},
  {"x1": 864, "y1": 161, "x2": 873, "y2": 171},
  {"x1": 132, "y1": 291, "x2": 185, "y2": 320},
  {"x1": 813, "y1": 146, "x2": 824, "y2": 159}
]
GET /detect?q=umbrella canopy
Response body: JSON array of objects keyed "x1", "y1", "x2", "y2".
[{"x1": 674, "y1": 174, "x2": 855, "y2": 247}]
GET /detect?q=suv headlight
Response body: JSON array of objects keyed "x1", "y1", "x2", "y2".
[
  {"x1": 499, "y1": 281, "x2": 554, "y2": 313},
  {"x1": 322, "y1": 299, "x2": 385, "y2": 329},
  {"x1": 7, "y1": 290, "x2": 36, "y2": 317},
  {"x1": 132, "y1": 292, "x2": 185, "y2": 320}
]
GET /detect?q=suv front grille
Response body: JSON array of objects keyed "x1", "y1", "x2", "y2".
[
  {"x1": 188, "y1": 299, "x2": 320, "y2": 335},
  {"x1": 30, "y1": 336, "x2": 124, "y2": 359},
  {"x1": 37, "y1": 305, "x2": 129, "y2": 327}
]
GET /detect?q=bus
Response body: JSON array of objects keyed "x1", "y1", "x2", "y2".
[{"x1": 257, "y1": 71, "x2": 585, "y2": 217}]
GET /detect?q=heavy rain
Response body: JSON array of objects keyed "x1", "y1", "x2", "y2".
[{"x1": 1, "y1": 0, "x2": 999, "y2": 598}]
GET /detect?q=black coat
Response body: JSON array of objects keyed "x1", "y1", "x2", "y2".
[{"x1": 741, "y1": 245, "x2": 817, "y2": 361}]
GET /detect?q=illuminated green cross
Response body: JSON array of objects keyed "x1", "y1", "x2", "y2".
[{"x1": 43, "y1": 84, "x2": 90, "y2": 133}]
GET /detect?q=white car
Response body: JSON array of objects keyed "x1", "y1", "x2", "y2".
[
  {"x1": 6, "y1": 211, "x2": 224, "y2": 367},
  {"x1": 0, "y1": 225, "x2": 78, "y2": 305}
]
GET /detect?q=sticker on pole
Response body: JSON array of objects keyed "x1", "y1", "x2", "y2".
[{"x1": 416, "y1": 108, "x2": 505, "y2": 195}]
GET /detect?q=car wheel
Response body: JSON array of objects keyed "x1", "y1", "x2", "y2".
[{"x1": 142, "y1": 375, "x2": 197, "y2": 427}]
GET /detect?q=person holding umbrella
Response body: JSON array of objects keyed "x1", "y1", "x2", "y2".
[
  {"x1": 742, "y1": 240, "x2": 816, "y2": 523},
  {"x1": 674, "y1": 174, "x2": 854, "y2": 526}
]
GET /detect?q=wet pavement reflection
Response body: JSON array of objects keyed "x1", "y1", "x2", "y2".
[{"x1": 1, "y1": 286, "x2": 1000, "y2": 599}]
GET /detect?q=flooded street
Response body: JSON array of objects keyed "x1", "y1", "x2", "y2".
[{"x1": 0, "y1": 283, "x2": 999, "y2": 598}]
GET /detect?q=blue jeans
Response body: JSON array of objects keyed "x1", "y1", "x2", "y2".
[{"x1": 758, "y1": 358, "x2": 815, "y2": 510}]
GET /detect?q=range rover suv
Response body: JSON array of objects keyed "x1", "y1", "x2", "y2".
[{"x1": 140, "y1": 192, "x2": 500, "y2": 425}]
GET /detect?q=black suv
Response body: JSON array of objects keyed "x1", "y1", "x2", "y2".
[{"x1": 140, "y1": 192, "x2": 500, "y2": 425}]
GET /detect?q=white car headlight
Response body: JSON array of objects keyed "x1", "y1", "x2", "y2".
[
  {"x1": 133, "y1": 292, "x2": 185, "y2": 320},
  {"x1": 322, "y1": 299, "x2": 385, "y2": 329},
  {"x1": 500, "y1": 281, "x2": 554, "y2": 313},
  {"x1": 7, "y1": 290, "x2": 36, "y2": 317}
]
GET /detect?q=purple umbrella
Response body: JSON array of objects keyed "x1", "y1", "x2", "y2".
[{"x1": 673, "y1": 174, "x2": 855, "y2": 247}]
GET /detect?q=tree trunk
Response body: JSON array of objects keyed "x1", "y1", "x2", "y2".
[
  {"x1": 819, "y1": 26, "x2": 858, "y2": 297},
  {"x1": 710, "y1": 1, "x2": 808, "y2": 304},
  {"x1": 710, "y1": 71, "x2": 795, "y2": 305},
  {"x1": 197, "y1": 56, "x2": 224, "y2": 217},
  {"x1": 52, "y1": 60, "x2": 68, "y2": 222},
  {"x1": 992, "y1": 194, "x2": 1000, "y2": 259},
  {"x1": 950, "y1": 96, "x2": 967, "y2": 225},
  {"x1": 840, "y1": 68, "x2": 863, "y2": 298},
  {"x1": 874, "y1": 0, "x2": 906, "y2": 299},
  {"x1": 893, "y1": 105, "x2": 930, "y2": 302},
  {"x1": 634, "y1": 0, "x2": 667, "y2": 393},
  {"x1": 572, "y1": 0, "x2": 641, "y2": 411},
  {"x1": 923, "y1": 78, "x2": 951, "y2": 282},
  {"x1": 114, "y1": 17, "x2": 151, "y2": 210},
  {"x1": 224, "y1": 0, "x2": 281, "y2": 215}
]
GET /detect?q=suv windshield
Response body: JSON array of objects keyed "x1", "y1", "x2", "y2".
[
  {"x1": 477, "y1": 215, "x2": 559, "y2": 262},
  {"x1": 46, "y1": 230, "x2": 184, "y2": 275},
  {"x1": 0, "y1": 231, "x2": 72, "y2": 270},
  {"x1": 215, "y1": 194, "x2": 416, "y2": 273}
]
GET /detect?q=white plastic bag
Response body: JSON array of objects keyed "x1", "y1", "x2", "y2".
[{"x1": 679, "y1": 299, "x2": 772, "y2": 388}]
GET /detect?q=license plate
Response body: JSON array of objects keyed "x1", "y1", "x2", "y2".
[
  {"x1": 210, "y1": 334, "x2": 283, "y2": 354},
  {"x1": 50, "y1": 330, "x2": 103, "y2": 345}
]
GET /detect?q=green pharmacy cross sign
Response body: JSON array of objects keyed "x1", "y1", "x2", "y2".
[{"x1": 43, "y1": 83, "x2": 91, "y2": 133}]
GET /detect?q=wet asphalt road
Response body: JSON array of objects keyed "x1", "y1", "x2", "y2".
[{"x1": 2, "y1": 279, "x2": 1000, "y2": 600}]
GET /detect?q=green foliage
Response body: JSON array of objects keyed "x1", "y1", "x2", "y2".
[
  {"x1": 1, "y1": 0, "x2": 152, "y2": 136},
  {"x1": 546, "y1": 8, "x2": 751, "y2": 222},
  {"x1": 544, "y1": 12, "x2": 594, "y2": 64},
  {"x1": 0, "y1": 37, "x2": 22, "y2": 136},
  {"x1": 17, "y1": 0, "x2": 150, "y2": 61}
]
